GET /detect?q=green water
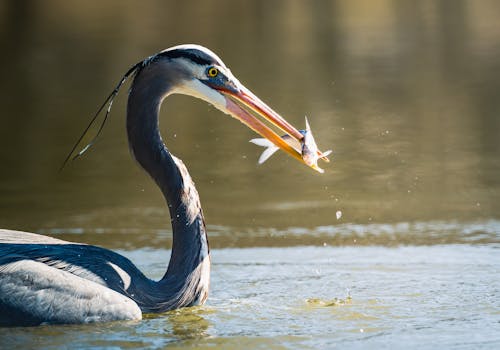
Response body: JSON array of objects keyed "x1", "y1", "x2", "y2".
[
  {"x1": 0, "y1": 1, "x2": 499, "y2": 348},
  {"x1": 0, "y1": 244, "x2": 498, "y2": 348}
]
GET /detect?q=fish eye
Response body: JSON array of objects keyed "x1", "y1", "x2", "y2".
[{"x1": 207, "y1": 67, "x2": 219, "y2": 78}]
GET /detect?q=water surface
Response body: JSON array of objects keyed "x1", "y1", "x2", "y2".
[
  {"x1": 0, "y1": 243, "x2": 498, "y2": 349},
  {"x1": 0, "y1": 1, "x2": 499, "y2": 349}
]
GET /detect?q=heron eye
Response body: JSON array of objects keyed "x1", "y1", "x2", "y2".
[{"x1": 207, "y1": 67, "x2": 218, "y2": 78}]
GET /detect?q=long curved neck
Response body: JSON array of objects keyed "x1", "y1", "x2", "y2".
[{"x1": 126, "y1": 63, "x2": 210, "y2": 311}]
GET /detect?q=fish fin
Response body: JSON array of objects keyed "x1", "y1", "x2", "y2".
[
  {"x1": 304, "y1": 116, "x2": 311, "y2": 132},
  {"x1": 258, "y1": 146, "x2": 280, "y2": 164},
  {"x1": 249, "y1": 138, "x2": 280, "y2": 164},
  {"x1": 249, "y1": 138, "x2": 273, "y2": 148},
  {"x1": 311, "y1": 164, "x2": 325, "y2": 173},
  {"x1": 319, "y1": 150, "x2": 333, "y2": 158}
]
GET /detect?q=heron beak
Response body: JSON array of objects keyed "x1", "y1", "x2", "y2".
[{"x1": 217, "y1": 84, "x2": 330, "y2": 168}]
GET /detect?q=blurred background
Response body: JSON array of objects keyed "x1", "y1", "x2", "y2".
[{"x1": 0, "y1": 0, "x2": 499, "y2": 248}]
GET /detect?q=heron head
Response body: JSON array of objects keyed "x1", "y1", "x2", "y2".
[
  {"x1": 157, "y1": 44, "x2": 328, "y2": 170},
  {"x1": 61, "y1": 44, "x2": 329, "y2": 171}
]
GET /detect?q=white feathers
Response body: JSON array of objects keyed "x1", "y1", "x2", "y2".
[
  {"x1": 163, "y1": 44, "x2": 227, "y2": 68},
  {"x1": 107, "y1": 262, "x2": 132, "y2": 290},
  {"x1": 173, "y1": 78, "x2": 227, "y2": 113}
]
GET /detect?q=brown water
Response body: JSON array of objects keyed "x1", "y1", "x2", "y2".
[{"x1": 0, "y1": 1, "x2": 499, "y2": 349}]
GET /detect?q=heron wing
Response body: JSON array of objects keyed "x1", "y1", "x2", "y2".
[
  {"x1": 0, "y1": 259, "x2": 141, "y2": 326},
  {"x1": 0, "y1": 230, "x2": 145, "y2": 326}
]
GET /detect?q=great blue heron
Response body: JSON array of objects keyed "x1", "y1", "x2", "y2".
[{"x1": 0, "y1": 44, "x2": 328, "y2": 326}]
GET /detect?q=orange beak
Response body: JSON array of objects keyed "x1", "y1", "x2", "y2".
[{"x1": 217, "y1": 84, "x2": 330, "y2": 169}]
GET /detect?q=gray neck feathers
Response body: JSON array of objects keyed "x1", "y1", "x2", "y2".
[{"x1": 126, "y1": 60, "x2": 210, "y2": 311}]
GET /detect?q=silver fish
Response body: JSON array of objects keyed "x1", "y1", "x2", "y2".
[
  {"x1": 301, "y1": 117, "x2": 332, "y2": 173},
  {"x1": 249, "y1": 116, "x2": 332, "y2": 173}
]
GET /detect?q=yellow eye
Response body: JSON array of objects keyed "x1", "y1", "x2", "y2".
[{"x1": 207, "y1": 67, "x2": 218, "y2": 78}]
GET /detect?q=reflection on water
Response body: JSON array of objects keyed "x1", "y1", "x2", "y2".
[
  {"x1": 0, "y1": 245, "x2": 498, "y2": 348},
  {"x1": 0, "y1": 1, "x2": 499, "y2": 234},
  {"x1": 0, "y1": 1, "x2": 499, "y2": 349},
  {"x1": 38, "y1": 219, "x2": 500, "y2": 249}
]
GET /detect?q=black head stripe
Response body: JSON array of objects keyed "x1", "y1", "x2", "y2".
[{"x1": 156, "y1": 48, "x2": 220, "y2": 66}]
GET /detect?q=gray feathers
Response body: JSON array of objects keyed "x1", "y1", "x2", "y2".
[
  {"x1": 0, "y1": 227, "x2": 209, "y2": 326},
  {"x1": 0, "y1": 258, "x2": 141, "y2": 326}
]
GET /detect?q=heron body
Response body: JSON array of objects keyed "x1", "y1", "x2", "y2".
[{"x1": 0, "y1": 45, "x2": 326, "y2": 326}]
